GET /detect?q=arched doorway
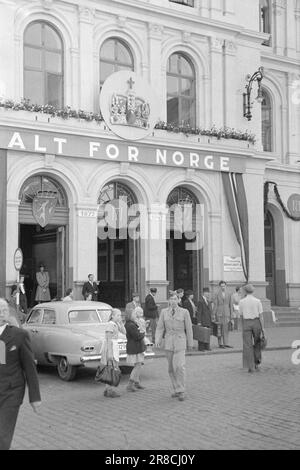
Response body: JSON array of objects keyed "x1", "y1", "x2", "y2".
[
  {"x1": 166, "y1": 186, "x2": 203, "y2": 300},
  {"x1": 19, "y1": 175, "x2": 69, "y2": 306},
  {"x1": 97, "y1": 181, "x2": 140, "y2": 307},
  {"x1": 264, "y1": 210, "x2": 276, "y2": 305}
]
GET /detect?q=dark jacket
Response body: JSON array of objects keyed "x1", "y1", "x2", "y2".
[
  {"x1": 196, "y1": 297, "x2": 213, "y2": 328},
  {"x1": 143, "y1": 293, "x2": 158, "y2": 319},
  {"x1": 125, "y1": 320, "x2": 146, "y2": 355},
  {"x1": 182, "y1": 299, "x2": 197, "y2": 324},
  {"x1": 82, "y1": 281, "x2": 99, "y2": 301},
  {"x1": 0, "y1": 325, "x2": 41, "y2": 408}
]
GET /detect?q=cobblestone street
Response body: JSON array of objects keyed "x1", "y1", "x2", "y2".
[{"x1": 12, "y1": 345, "x2": 300, "y2": 450}]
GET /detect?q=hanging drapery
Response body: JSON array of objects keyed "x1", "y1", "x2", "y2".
[{"x1": 222, "y1": 173, "x2": 249, "y2": 281}]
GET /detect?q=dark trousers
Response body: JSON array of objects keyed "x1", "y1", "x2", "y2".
[
  {"x1": 242, "y1": 318, "x2": 262, "y2": 370},
  {"x1": 146, "y1": 317, "x2": 157, "y2": 343},
  {"x1": 0, "y1": 405, "x2": 20, "y2": 450}
]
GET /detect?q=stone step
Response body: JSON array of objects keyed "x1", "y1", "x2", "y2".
[
  {"x1": 276, "y1": 321, "x2": 300, "y2": 327},
  {"x1": 275, "y1": 314, "x2": 300, "y2": 320}
]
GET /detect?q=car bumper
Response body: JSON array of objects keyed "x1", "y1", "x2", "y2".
[{"x1": 80, "y1": 350, "x2": 155, "y2": 364}]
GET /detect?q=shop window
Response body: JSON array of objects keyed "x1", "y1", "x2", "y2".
[
  {"x1": 24, "y1": 21, "x2": 64, "y2": 107},
  {"x1": 261, "y1": 90, "x2": 273, "y2": 152},
  {"x1": 99, "y1": 38, "x2": 134, "y2": 88},
  {"x1": 260, "y1": 0, "x2": 271, "y2": 46},
  {"x1": 167, "y1": 53, "x2": 196, "y2": 127},
  {"x1": 169, "y1": 0, "x2": 194, "y2": 6}
]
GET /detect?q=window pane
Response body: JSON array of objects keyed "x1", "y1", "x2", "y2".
[
  {"x1": 168, "y1": 54, "x2": 178, "y2": 74},
  {"x1": 167, "y1": 75, "x2": 179, "y2": 94},
  {"x1": 45, "y1": 51, "x2": 62, "y2": 73},
  {"x1": 180, "y1": 56, "x2": 193, "y2": 77},
  {"x1": 47, "y1": 73, "x2": 63, "y2": 107},
  {"x1": 181, "y1": 78, "x2": 193, "y2": 96},
  {"x1": 44, "y1": 25, "x2": 62, "y2": 50},
  {"x1": 100, "y1": 61, "x2": 115, "y2": 84},
  {"x1": 24, "y1": 47, "x2": 42, "y2": 69},
  {"x1": 24, "y1": 70, "x2": 43, "y2": 104},
  {"x1": 182, "y1": 98, "x2": 195, "y2": 126},
  {"x1": 116, "y1": 42, "x2": 132, "y2": 65},
  {"x1": 24, "y1": 23, "x2": 42, "y2": 46},
  {"x1": 42, "y1": 309, "x2": 56, "y2": 324},
  {"x1": 101, "y1": 40, "x2": 115, "y2": 60},
  {"x1": 167, "y1": 96, "x2": 179, "y2": 124}
]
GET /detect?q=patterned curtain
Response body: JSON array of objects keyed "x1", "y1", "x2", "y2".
[{"x1": 222, "y1": 173, "x2": 249, "y2": 281}]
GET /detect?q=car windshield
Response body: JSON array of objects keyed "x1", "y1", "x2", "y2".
[
  {"x1": 68, "y1": 310, "x2": 101, "y2": 324},
  {"x1": 97, "y1": 309, "x2": 112, "y2": 322}
]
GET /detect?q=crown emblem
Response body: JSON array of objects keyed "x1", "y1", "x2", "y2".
[{"x1": 110, "y1": 77, "x2": 150, "y2": 129}]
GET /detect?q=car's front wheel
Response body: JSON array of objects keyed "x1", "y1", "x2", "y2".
[{"x1": 57, "y1": 357, "x2": 77, "y2": 381}]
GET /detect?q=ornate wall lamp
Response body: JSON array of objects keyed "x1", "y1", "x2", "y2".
[{"x1": 243, "y1": 66, "x2": 264, "y2": 121}]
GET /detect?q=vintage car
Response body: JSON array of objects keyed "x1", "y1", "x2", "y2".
[{"x1": 23, "y1": 301, "x2": 154, "y2": 381}]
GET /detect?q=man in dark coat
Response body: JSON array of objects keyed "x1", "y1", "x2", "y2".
[
  {"x1": 143, "y1": 287, "x2": 158, "y2": 343},
  {"x1": 0, "y1": 298, "x2": 41, "y2": 450},
  {"x1": 18, "y1": 275, "x2": 28, "y2": 315},
  {"x1": 196, "y1": 287, "x2": 213, "y2": 351},
  {"x1": 182, "y1": 290, "x2": 197, "y2": 324},
  {"x1": 82, "y1": 274, "x2": 99, "y2": 301}
]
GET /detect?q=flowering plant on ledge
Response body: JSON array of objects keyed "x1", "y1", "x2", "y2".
[
  {"x1": 154, "y1": 121, "x2": 256, "y2": 144},
  {"x1": 0, "y1": 99, "x2": 256, "y2": 144}
]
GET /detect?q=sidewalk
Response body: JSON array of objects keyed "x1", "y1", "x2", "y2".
[{"x1": 152, "y1": 325, "x2": 300, "y2": 358}]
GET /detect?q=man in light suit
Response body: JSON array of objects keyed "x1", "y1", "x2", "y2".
[
  {"x1": 155, "y1": 293, "x2": 193, "y2": 401},
  {"x1": 213, "y1": 281, "x2": 233, "y2": 348},
  {"x1": 82, "y1": 274, "x2": 99, "y2": 301},
  {"x1": 0, "y1": 298, "x2": 41, "y2": 450},
  {"x1": 125, "y1": 292, "x2": 141, "y2": 320},
  {"x1": 144, "y1": 288, "x2": 158, "y2": 343}
]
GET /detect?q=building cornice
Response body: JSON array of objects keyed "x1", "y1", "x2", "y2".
[{"x1": 261, "y1": 51, "x2": 300, "y2": 70}]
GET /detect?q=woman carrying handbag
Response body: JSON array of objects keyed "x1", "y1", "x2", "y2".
[
  {"x1": 125, "y1": 307, "x2": 147, "y2": 392},
  {"x1": 98, "y1": 308, "x2": 125, "y2": 398}
]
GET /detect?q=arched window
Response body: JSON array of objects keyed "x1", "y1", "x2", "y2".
[
  {"x1": 261, "y1": 90, "x2": 273, "y2": 152},
  {"x1": 167, "y1": 52, "x2": 196, "y2": 127},
  {"x1": 260, "y1": 0, "x2": 271, "y2": 45},
  {"x1": 99, "y1": 38, "x2": 134, "y2": 88},
  {"x1": 167, "y1": 186, "x2": 197, "y2": 211},
  {"x1": 24, "y1": 22, "x2": 64, "y2": 107},
  {"x1": 19, "y1": 175, "x2": 67, "y2": 207}
]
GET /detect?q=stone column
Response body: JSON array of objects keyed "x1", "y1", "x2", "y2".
[
  {"x1": 6, "y1": 200, "x2": 19, "y2": 291},
  {"x1": 210, "y1": 37, "x2": 224, "y2": 128},
  {"x1": 0, "y1": 150, "x2": 7, "y2": 297},
  {"x1": 285, "y1": 0, "x2": 297, "y2": 58},
  {"x1": 148, "y1": 23, "x2": 163, "y2": 113},
  {"x1": 70, "y1": 48, "x2": 80, "y2": 110},
  {"x1": 223, "y1": 40, "x2": 237, "y2": 128},
  {"x1": 74, "y1": 204, "x2": 98, "y2": 300},
  {"x1": 0, "y1": 3, "x2": 15, "y2": 99},
  {"x1": 286, "y1": 73, "x2": 300, "y2": 164},
  {"x1": 146, "y1": 204, "x2": 169, "y2": 302},
  {"x1": 296, "y1": 9, "x2": 300, "y2": 53},
  {"x1": 273, "y1": 0, "x2": 286, "y2": 55},
  {"x1": 78, "y1": 6, "x2": 94, "y2": 110}
]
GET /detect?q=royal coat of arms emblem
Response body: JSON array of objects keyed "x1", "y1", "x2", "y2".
[{"x1": 32, "y1": 191, "x2": 57, "y2": 227}]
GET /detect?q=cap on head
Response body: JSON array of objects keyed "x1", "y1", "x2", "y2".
[
  {"x1": 176, "y1": 288, "x2": 184, "y2": 294},
  {"x1": 39, "y1": 263, "x2": 45, "y2": 268},
  {"x1": 150, "y1": 287, "x2": 157, "y2": 293},
  {"x1": 244, "y1": 283, "x2": 255, "y2": 294}
]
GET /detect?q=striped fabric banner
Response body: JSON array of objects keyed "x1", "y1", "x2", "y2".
[{"x1": 222, "y1": 173, "x2": 249, "y2": 280}]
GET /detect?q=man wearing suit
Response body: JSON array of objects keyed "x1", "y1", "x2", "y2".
[
  {"x1": 82, "y1": 274, "x2": 99, "y2": 301},
  {"x1": 144, "y1": 288, "x2": 158, "y2": 343},
  {"x1": 0, "y1": 298, "x2": 41, "y2": 450},
  {"x1": 213, "y1": 281, "x2": 233, "y2": 348},
  {"x1": 18, "y1": 275, "x2": 28, "y2": 315},
  {"x1": 196, "y1": 287, "x2": 213, "y2": 351},
  {"x1": 155, "y1": 293, "x2": 193, "y2": 401},
  {"x1": 125, "y1": 292, "x2": 141, "y2": 320},
  {"x1": 182, "y1": 290, "x2": 197, "y2": 324}
]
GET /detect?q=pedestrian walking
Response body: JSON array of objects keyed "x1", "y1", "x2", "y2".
[
  {"x1": 35, "y1": 263, "x2": 51, "y2": 303},
  {"x1": 231, "y1": 286, "x2": 242, "y2": 331},
  {"x1": 100, "y1": 308, "x2": 126, "y2": 398},
  {"x1": 125, "y1": 308, "x2": 146, "y2": 392},
  {"x1": 82, "y1": 274, "x2": 99, "y2": 301},
  {"x1": 196, "y1": 287, "x2": 213, "y2": 351},
  {"x1": 176, "y1": 288, "x2": 185, "y2": 306},
  {"x1": 18, "y1": 275, "x2": 28, "y2": 315},
  {"x1": 182, "y1": 290, "x2": 197, "y2": 324},
  {"x1": 0, "y1": 298, "x2": 41, "y2": 450},
  {"x1": 213, "y1": 281, "x2": 233, "y2": 348},
  {"x1": 8, "y1": 285, "x2": 26, "y2": 326},
  {"x1": 62, "y1": 288, "x2": 74, "y2": 301},
  {"x1": 155, "y1": 293, "x2": 193, "y2": 401},
  {"x1": 239, "y1": 284, "x2": 265, "y2": 373},
  {"x1": 135, "y1": 306, "x2": 149, "y2": 346},
  {"x1": 144, "y1": 287, "x2": 158, "y2": 343},
  {"x1": 125, "y1": 292, "x2": 141, "y2": 320}
]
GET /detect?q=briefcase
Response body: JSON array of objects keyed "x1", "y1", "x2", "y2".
[{"x1": 192, "y1": 325, "x2": 211, "y2": 343}]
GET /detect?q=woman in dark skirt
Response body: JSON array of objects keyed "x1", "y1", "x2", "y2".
[{"x1": 125, "y1": 308, "x2": 146, "y2": 391}]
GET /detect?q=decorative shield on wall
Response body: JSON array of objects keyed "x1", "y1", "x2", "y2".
[{"x1": 32, "y1": 192, "x2": 57, "y2": 227}]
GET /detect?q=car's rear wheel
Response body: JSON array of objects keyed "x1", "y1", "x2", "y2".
[{"x1": 57, "y1": 357, "x2": 77, "y2": 381}]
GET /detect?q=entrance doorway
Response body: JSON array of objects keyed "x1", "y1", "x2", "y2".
[
  {"x1": 97, "y1": 182, "x2": 140, "y2": 307},
  {"x1": 264, "y1": 210, "x2": 276, "y2": 305},
  {"x1": 18, "y1": 175, "x2": 69, "y2": 307}
]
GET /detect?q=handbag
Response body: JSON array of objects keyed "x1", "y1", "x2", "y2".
[
  {"x1": 259, "y1": 330, "x2": 267, "y2": 350},
  {"x1": 95, "y1": 360, "x2": 121, "y2": 386}
]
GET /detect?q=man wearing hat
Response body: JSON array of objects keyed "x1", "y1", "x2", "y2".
[
  {"x1": 182, "y1": 290, "x2": 197, "y2": 324},
  {"x1": 125, "y1": 292, "x2": 141, "y2": 320},
  {"x1": 213, "y1": 281, "x2": 233, "y2": 348},
  {"x1": 196, "y1": 287, "x2": 213, "y2": 351},
  {"x1": 144, "y1": 288, "x2": 158, "y2": 343},
  {"x1": 239, "y1": 284, "x2": 264, "y2": 373}
]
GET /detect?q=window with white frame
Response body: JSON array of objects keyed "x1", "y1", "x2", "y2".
[
  {"x1": 167, "y1": 52, "x2": 196, "y2": 127},
  {"x1": 259, "y1": 0, "x2": 271, "y2": 45},
  {"x1": 99, "y1": 38, "x2": 134, "y2": 88},
  {"x1": 24, "y1": 21, "x2": 64, "y2": 107}
]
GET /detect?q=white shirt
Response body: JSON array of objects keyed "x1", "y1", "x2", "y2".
[
  {"x1": 19, "y1": 283, "x2": 25, "y2": 294},
  {"x1": 0, "y1": 323, "x2": 7, "y2": 336},
  {"x1": 239, "y1": 294, "x2": 263, "y2": 319}
]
